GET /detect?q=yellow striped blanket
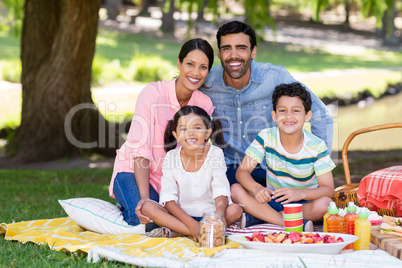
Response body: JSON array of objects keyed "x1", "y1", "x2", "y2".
[{"x1": 0, "y1": 217, "x2": 240, "y2": 260}]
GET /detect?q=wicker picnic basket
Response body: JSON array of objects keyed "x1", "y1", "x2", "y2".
[{"x1": 333, "y1": 122, "x2": 402, "y2": 216}]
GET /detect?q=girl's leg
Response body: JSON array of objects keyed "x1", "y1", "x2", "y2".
[
  {"x1": 141, "y1": 201, "x2": 193, "y2": 236},
  {"x1": 225, "y1": 203, "x2": 243, "y2": 226},
  {"x1": 113, "y1": 172, "x2": 159, "y2": 226}
]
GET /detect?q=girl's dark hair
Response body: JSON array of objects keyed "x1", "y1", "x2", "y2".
[
  {"x1": 217, "y1": 21, "x2": 257, "y2": 51},
  {"x1": 178, "y1": 38, "x2": 214, "y2": 71},
  {"x1": 272, "y1": 82, "x2": 312, "y2": 112},
  {"x1": 164, "y1": 106, "x2": 225, "y2": 152}
]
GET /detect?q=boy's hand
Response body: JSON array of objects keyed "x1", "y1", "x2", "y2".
[
  {"x1": 272, "y1": 188, "x2": 303, "y2": 204},
  {"x1": 254, "y1": 186, "x2": 272, "y2": 203}
]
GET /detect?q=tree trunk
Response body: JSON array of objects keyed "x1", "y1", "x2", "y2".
[
  {"x1": 140, "y1": 0, "x2": 152, "y2": 16},
  {"x1": 382, "y1": 1, "x2": 398, "y2": 46},
  {"x1": 343, "y1": 0, "x2": 351, "y2": 28},
  {"x1": 105, "y1": 0, "x2": 122, "y2": 20},
  {"x1": 196, "y1": 0, "x2": 207, "y2": 22},
  {"x1": 161, "y1": 0, "x2": 175, "y2": 33},
  {"x1": 9, "y1": 0, "x2": 119, "y2": 163}
]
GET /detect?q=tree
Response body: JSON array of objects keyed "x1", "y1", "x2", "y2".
[
  {"x1": 105, "y1": 0, "x2": 123, "y2": 20},
  {"x1": 8, "y1": 0, "x2": 120, "y2": 163}
]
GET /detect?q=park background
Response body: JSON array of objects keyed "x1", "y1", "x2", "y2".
[{"x1": 0, "y1": 0, "x2": 401, "y2": 266}]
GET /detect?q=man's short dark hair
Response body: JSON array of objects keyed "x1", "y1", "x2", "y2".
[
  {"x1": 272, "y1": 82, "x2": 312, "y2": 112},
  {"x1": 216, "y1": 21, "x2": 257, "y2": 51}
]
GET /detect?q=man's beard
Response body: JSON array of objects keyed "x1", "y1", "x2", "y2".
[{"x1": 222, "y1": 57, "x2": 252, "y2": 79}]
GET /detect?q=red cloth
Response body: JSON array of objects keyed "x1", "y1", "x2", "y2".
[{"x1": 357, "y1": 166, "x2": 402, "y2": 216}]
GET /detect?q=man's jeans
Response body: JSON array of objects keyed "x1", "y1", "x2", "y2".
[
  {"x1": 226, "y1": 164, "x2": 266, "y2": 186},
  {"x1": 113, "y1": 172, "x2": 159, "y2": 227}
]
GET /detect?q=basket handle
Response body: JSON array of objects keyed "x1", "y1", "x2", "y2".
[{"x1": 342, "y1": 122, "x2": 402, "y2": 185}]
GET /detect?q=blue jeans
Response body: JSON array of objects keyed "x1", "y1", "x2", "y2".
[
  {"x1": 226, "y1": 164, "x2": 266, "y2": 186},
  {"x1": 113, "y1": 172, "x2": 159, "y2": 227}
]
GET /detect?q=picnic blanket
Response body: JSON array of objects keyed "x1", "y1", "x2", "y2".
[
  {"x1": 358, "y1": 166, "x2": 402, "y2": 216},
  {"x1": 1, "y1": 217, "x2": 402, "y2": 267}
]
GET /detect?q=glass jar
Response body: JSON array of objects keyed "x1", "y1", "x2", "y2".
[{"x1": 199, "y1": 212, "x2": 226, "y2": 247}]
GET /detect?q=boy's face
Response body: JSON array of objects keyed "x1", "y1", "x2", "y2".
[{"x1": 271, "y1": 96, "x2": 312, "y2": 135}]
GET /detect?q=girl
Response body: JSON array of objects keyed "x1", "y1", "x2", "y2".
[
  {"x1": 141, "y1": 106, "x2": 243, "y2": 241},
  {"x1": 109, "y1": 39, "x2": 215, "y2": 229}
]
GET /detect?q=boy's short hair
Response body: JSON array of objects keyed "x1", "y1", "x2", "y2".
[{"x1": 272, "y1": 82, "x2": 312, "y2": 112}]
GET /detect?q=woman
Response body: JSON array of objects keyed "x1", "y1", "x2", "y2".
[{"x1": 109, "y1": 38, "x2": 215, "y2": 228}]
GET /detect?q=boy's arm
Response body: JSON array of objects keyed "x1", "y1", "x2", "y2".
[
  {"x1": 236, "y1": 155, "x2": 272, "y2": 203},
  {"x1": 272, "y1": 171, "x2": 334, "y2": 203}
]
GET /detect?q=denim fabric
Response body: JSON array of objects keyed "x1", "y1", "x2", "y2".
[
  {"x1": 113, "y1": 172, "x2": 159, "y2": 226},
  {"x1": 226, "y1": 164, "x2": 266, "y2": 186},
  {"x1": 267, "y1": 198, "x2": 309, "y2": 212},
  {"x1": 201, "y1": 60, "x2": 333, "y2": 167}
]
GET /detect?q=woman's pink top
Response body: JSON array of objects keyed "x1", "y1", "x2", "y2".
[{"x1": 109, "y1": 79, "x2": 214, "y2": 198}]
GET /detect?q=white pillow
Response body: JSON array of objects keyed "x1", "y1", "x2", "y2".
[{"x1": 58, "y1": 197, "x2": 145, "y2": 235}]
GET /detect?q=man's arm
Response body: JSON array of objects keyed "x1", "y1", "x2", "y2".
[{"x1": 309, "y1": 98, "x2": 333, "y2": 155}]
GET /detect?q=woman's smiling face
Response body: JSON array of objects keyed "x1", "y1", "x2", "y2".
[{"x1": 176, "y1": 49, "x2": 210, "y2": 93}]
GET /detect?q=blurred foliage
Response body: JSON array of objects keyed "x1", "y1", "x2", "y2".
[
  {"x1": 129, "y1": 53, "x2": 175, "y2": 83},
  {"x1": 1, "y1": 59, "x2": 21, "y2": 83},
  {"x1": 0, "y1": 0, "x2": 24, "y2": 37}
]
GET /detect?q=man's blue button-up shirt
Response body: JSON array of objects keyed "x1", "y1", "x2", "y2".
[{"x1": 201, "y1": 60, "x2": 333, "y2": 167}]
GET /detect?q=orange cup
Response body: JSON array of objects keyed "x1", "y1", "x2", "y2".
[
  {"x1": 283, "y1": 204, "x2": 303, "y2": 214},
  {"x1": 284, "y1": 218, "x2": 303, "y2": 228}
]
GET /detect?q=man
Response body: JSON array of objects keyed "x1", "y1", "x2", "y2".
[{"x1": 200, "y1": 21, "x2": 333, "y2": 186}]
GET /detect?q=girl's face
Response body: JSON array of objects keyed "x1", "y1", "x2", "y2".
[
  {"x1": 173, "y1": 113, "x2": 212, "y2": 151},
  {"x1": 176, "y1": 49, "x2": 210, "y2": 92},
  {"x1": 271, "y1": 95, "x2": 312, "y2": 136}
]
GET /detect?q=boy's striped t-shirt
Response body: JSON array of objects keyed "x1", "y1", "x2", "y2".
[{"x1": 245, "y1": 127, "x2": 335, "y2": 191}]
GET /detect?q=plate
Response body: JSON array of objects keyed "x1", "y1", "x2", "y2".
[{"x1": 228, "y1": 232, "x2": 359, "y2": 255}]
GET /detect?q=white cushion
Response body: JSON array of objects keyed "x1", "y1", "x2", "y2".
[{"x1": 58, "y1": 197, "x2": 145, "y2": 235}]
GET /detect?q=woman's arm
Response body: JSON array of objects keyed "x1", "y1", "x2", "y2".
[{"x1": 134, "y1": 157, "x2": 152, "y2": 224}]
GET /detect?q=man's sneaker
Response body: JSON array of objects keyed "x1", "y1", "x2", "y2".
[{"x1": 303, "y1": 220, "x2": 314, "y2": 232}]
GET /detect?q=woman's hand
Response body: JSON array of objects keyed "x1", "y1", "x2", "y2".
[
  {"x1": 272, "y1": 187, "x2": 303, "y2": 204},
  {"x1": 254, "y1": 185, "x2": 272, "y2": 203},
  {"x1": 135, "y1": 198, "x2": 153, "y2": 224}
]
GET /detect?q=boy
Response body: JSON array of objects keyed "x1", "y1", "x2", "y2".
[{"x1": 231, "y1": 82, "x2": 335, "y2": 229}]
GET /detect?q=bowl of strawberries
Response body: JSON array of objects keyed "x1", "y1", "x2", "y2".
[{"x1": 228, "y1": 231, "x2": 358, "y2": 254}]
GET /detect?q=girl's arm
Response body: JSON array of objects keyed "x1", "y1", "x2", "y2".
[
  {"x1": 236, "y1": 155, "x2": 272, "y2": 203},
  {"x1": 214, "y1": 195, "x2": 228, "y2": 225},
  {"x1": 134, "y1": 157, "x2": 152, "y2": 224},
  {"x1": 165, "y1": 201, "x2": 200, "y2": 241},
  {"x1": 272, "y1": 171, "x2": 335, "y2": 204}
]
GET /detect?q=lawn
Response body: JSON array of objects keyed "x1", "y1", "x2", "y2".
[{"x1": 0, "y1": 168, "x2": 137, "y2": 266}]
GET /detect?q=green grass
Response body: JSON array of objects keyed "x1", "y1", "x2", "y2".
[{"x1": 0, "y1": 168, "x2": 138, "y2": 266}]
